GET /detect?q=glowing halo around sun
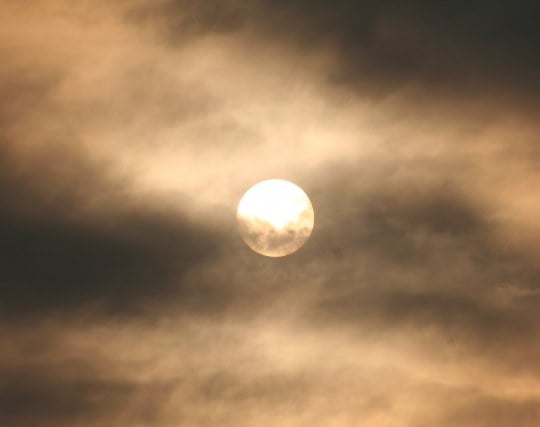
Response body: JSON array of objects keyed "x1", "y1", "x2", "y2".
[{"x1": 236, "y1": 179, "x2": 314, "y2": 257}]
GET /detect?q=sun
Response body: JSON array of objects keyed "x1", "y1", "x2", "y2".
[{"x1": 237, "y1": 179, "x2": 314, "y2": 257}]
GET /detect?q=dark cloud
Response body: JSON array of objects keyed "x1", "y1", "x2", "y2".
[
  {"x1": 305, "y1": 171, "x2": 540, "y2": 347},
  {"x1": 0, "y1": 206, "x2": 224, "y2": 318},
  {"x1": 0, "y1": 368, "x2": 174, "y2": 427},
  {"x1": 128, "y1": 0, "x2": 540, "y2": 106},
  {"x1": 0, "y1": 105, "x2": 226, "y2": 322}
]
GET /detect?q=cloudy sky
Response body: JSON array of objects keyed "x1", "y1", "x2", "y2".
[{"x1": 1, "y1": 1, "x2": 540, "y2": 426}]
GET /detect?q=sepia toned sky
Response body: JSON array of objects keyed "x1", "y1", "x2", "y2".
[{"x1": 1, "y1": 1, "x2": 540, "y2": 426}]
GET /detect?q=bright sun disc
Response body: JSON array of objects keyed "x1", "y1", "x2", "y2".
[{"x1": 237, "y1": 179, "x2": 314, "y2": 257}]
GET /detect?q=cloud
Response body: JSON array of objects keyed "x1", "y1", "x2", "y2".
[
  {"x1": 437, "y1": 392, "x2": 540, "y2": 427},
  {"x1": 0, "y1": 366, "x2": 175, "y2": 427},
  {"x1": 302, "y1": 172, "x2": 540, "y2": 365},
  {"x1": 126, "y1": 0, "x2": 540, "y2": 106},
  {"x1": 1, "y1": 1, "x2": 540, "y2": 426}
]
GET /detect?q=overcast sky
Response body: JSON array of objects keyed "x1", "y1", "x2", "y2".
[{"x1": 1, "y1": 1, "x2": 540, "y2": 426}]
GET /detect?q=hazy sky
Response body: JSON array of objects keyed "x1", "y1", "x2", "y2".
[{"x1": 1, "y1": 1, "x2": 540, "y2": 426}]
